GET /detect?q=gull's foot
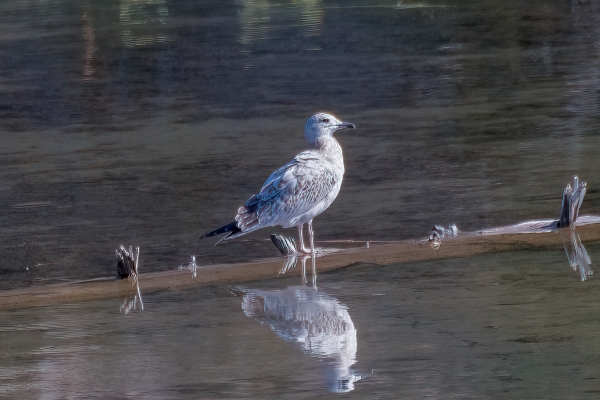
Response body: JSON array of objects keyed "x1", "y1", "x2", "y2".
[
  {"x1": 296, "y1": 247, "x2": 311, "y2": 255},
  {"x1": 297, "y1": 247, "x2": 324, "y2": 256}
]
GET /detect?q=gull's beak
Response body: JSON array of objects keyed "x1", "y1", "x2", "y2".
[{"x1": 336, "y1": 122, "x2": 356, "y2": 130}]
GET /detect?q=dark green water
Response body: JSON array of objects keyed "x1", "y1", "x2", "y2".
[{"x1": 1, "y1": 0, "x2": 600, "y2": 397}]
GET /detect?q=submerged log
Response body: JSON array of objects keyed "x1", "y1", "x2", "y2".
[
  {"x1": 0, "y1": 176, "x2": 598, "y2": 311},
  {"x1": 1, "y1": 221, "x2": 600, "y2": 311}
]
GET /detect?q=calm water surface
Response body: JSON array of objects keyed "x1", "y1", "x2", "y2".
[
  {"x1": 1, "y1": 0, "x2": 599, "y2": 287},
  {"x1": 2, "y1": 246, "x2": 600, "y2": 398},
  {"x1": 2, "y1": 0, "x2": 600, "y2": 397}
]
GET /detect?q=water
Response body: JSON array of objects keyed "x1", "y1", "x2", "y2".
[
  {"x1": 2, "y1": 246, "x2": 600, "y2": 398},
  {"x1": 1, "y1": 0, "x2": 599, "y2": 288},
  {"x1": 1, "y1": 0, "x2": 600, "y2": 396}
]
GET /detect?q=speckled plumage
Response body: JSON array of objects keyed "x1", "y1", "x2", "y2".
[{"x1": 202, "y1": 113, "x2": 355, "y2": 250}]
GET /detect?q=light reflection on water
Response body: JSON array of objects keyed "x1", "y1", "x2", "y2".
[
  {"x1": 81, "y1": 9, "x2": 96, "y2": 81},
  {"x1": 238, "y1": 0, "x2": 322, "y2": 44},
  {"x1": 119, "y1": 0, "x2": 169, "y2": 48}
]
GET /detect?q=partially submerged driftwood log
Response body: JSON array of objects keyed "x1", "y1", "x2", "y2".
[
  {"x1": 270, "y1": 176, "x2": 590, "y2": 257},
  {"x1": 0, "y1": 176, "x2": 598, "y2": 311}
]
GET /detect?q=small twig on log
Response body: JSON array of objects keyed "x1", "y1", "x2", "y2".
[{"x1": 177, "y1": 255, "x2": 198, "y2": 278}]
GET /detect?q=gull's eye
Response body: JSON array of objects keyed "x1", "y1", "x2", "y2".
[{"x1": 322, "y1": 118, "x2": 329, "y2": 123}]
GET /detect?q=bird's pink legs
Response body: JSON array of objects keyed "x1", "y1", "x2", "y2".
[
  {"x1": 297, "y1": 224, "x2": 311, "y2": 255},
  {"x1": 295, "y1": 221, "x2": 317, "y2": 287},
  {"x1": 308, "y1": 219, "x2": 317, "y2": 288}
]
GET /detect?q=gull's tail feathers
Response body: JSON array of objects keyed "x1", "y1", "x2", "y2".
[
  {"x1": 201, "y1": 196, "x2": 265, "y2": 244},
  {"x1": 200, "y1": 222, "x2": 243, "y2": 245}
]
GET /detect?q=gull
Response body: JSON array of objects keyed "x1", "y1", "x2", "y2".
[{"x1": 201, "y1": 113, "x2": 355, "y2": 256}]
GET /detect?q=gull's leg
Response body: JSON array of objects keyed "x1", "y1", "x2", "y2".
[
  {"x1": 297, "y1": 224, "x2": 311, "y2": 254},
  {"x1": 301, "y1": 256, "x2": 307, "y2": 285},
  {"x1": 308, "y1": 219, "x2": 317, "y2": 289},
  {"x1": 308, "y1": 220, "x2": 315, "y2": 256},
  {"x1": 312, "y1": 259, "x2": 317, "y2": 289},
  {"x1": 297, "y1": 225, "x2": 305, "y2": 251}
]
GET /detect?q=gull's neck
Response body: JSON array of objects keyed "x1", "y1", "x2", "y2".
[
  {"x1": 307, "y1": 135, "x2": 339, "y2": 151},
  {"x1": 308, "y1": 136, "x2": 344, "y2": 174}
]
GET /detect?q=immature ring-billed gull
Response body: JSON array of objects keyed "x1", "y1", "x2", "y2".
[{"x1": 201, "y1": 113, "x2": 355, "y2": 256}]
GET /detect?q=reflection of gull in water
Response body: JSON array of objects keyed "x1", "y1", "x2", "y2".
[
  {"x1": 240, "y1": 286, "x2": 366, "y2": 392},
  {"x1": 271, "y1": 234, "x2": 325, "y2": 287},
  {"x1": 278, "y1": 252, "x2": 312, "y2": 277}
]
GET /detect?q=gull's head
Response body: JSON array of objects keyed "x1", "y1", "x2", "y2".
[{"x1": 304, "y1": 113, "x2": 355, "y2": 146}]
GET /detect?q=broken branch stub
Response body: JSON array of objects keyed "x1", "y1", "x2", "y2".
[
  {"x1": 270, "y1": 234, "x2": 297, "y2": 256},
  {"x1": 558, "y1": 176, "x2": 587, "y2": 228},
  {"x1": 115, "y1": 245, "x2": 140, "y2": 279}
]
